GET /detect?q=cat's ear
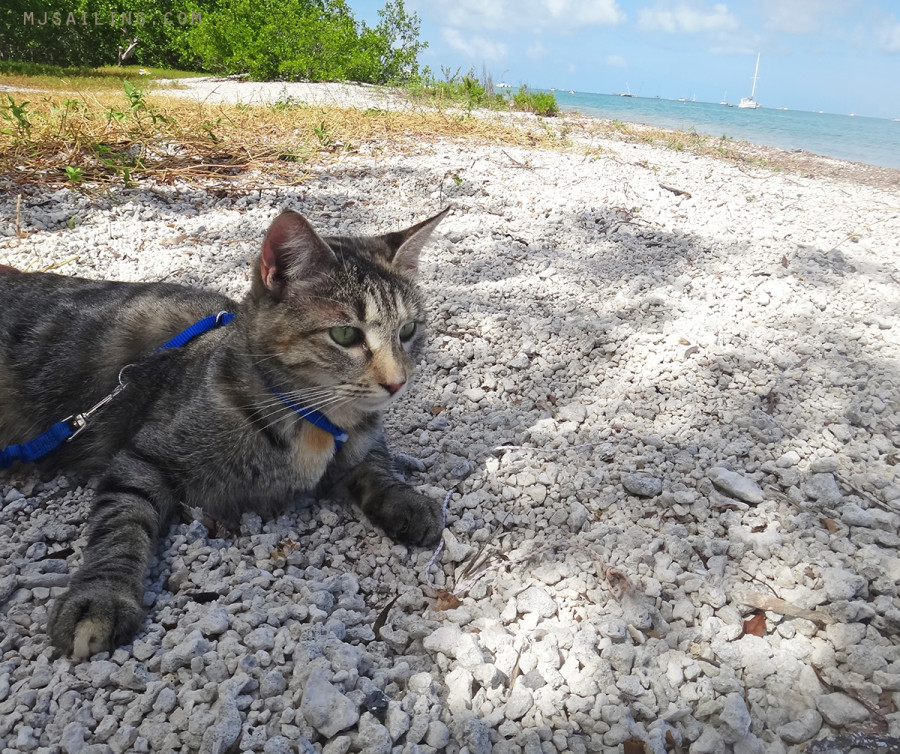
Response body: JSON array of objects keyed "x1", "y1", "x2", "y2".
[
  {"x1": 259, "y1": 211, "x2": 335, "y2": 296},
  {"x1": 381, "y1": 207, "x2": 450, "y2": 277}
]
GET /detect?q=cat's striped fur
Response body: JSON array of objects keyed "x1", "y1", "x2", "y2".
[{"x1": 0, "y1": 208, "x2": 447, "y2": 658}]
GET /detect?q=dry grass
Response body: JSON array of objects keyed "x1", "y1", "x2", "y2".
[
  {"x1": 4, "y1": 79, "x2": 895, "y2": 192},
  {"x1": 0, "y1": 64, "x2": 200, "y2": 92},
  {"x1": 0, "y1": 84, "x2": 567, "y2": 189}
]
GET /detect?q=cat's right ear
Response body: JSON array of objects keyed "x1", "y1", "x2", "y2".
[{"x1": 259, "y1": 211, "x2": 335, "y2": 297}]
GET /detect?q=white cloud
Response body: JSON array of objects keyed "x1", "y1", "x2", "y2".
[
  {"x1": 442, "y1": 27, "x2": 509, "y2": 61},
  {"x1": 761, "y1": 0, "x2": 855, "y2": 34},
  {"x1": 527, "y1": 40, "x2": 548, "y2": 60},
  {"x1": 637, "y1": 2, "x2": 738, "y2": 34},
  {"x1": 878, "y1": 20, "x2": 900, "y2": 51},
  {"x1": 606, "y1": 54, "x2": 627, "y2": 67},
  {"x1": 433, "y1": 0, "x2": 625, "y2": 32}
]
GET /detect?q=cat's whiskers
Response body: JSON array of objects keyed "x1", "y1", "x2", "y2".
[
  {"x1": 256, "y1": 394, "x2": 352, "y2": 436},
  {"x1": 236, "y1": 385, "x2": 337, "y2": 413},
  {"x1": 227, "y1": 389, "x2": 350, "y2": 440}
]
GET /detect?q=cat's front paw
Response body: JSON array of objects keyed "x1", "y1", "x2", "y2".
[
  {"x1": 367, "y1": 486, "x2": 443, "y2": 547},
  {"x1": 49, "y1": 584, "x2": 144, "y2": 660}
]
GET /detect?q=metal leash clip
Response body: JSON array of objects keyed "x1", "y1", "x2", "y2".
[{"x1": 65, "y1": 365, "x2": 132, "y2": 442}]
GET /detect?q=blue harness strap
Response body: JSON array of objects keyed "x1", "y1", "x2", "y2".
[
  {"x1": 0, "y1": 310, "x2": 236, "y2": 470},
  {"x1": 268, "y1": 386, "x2": 349, "y2": 452},
  {"x1": 0, "y1": 420, "x2": 75, "y2": 468},
  {"x1": 156, "y1": 311, "x2": 235, "y2": 351}
]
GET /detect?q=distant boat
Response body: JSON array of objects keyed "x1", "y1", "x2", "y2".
[
  {"x1": 738, "y1": 53, "x2": 762, "y2": 109},
  {"x1": 720, "y1": 91, "x2": 733, "y2": 107},
  {"x1": 496, "y1": 82, "x2": 511, "y2": 89},
  {"x1": 619, "y1": 82, "x2": 634, "y2": 98},
  {"x1": 777, "y1": 107, "x2": 788, "y2": 111}
]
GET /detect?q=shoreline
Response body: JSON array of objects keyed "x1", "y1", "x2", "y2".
[{"x1": 159, "y1": 77, "x2": 900, "y2": 193}]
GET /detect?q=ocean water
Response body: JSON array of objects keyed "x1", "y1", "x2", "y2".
[{"x1": 548, "y1": 90, "x2": 900, "y2": 170}]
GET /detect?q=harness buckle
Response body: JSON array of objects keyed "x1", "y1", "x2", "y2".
[
  {"x1": 65, "y1": 413, "x2": 88, "y2": 441},
  {"x1": 64, "y1": 366, "x2": 132, "y2": 443}
]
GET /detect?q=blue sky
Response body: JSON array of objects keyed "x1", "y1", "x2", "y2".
[{"x1": 352, "y1": 0, "x2": 900, "y2": 119}]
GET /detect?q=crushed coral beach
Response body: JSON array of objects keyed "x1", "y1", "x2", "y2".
[{"x1": 1, "y1": 79, "x2": 900, "y2": 754}]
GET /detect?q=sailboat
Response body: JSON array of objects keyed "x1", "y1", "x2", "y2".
[
  {"x1": 619, "y1": 82, "x2": 634, "y2": 98},
  {"x1": 739, "y1": 54, "x2": 761, "y2": 109}
]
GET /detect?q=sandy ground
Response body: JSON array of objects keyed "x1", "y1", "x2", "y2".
[{"x1": 1, "y1": 80, "x2": 900, "y2": 754}]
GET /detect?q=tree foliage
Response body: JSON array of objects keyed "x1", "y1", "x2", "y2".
[{"x1": 0, "y1": 0, "x2": 426, "y2": 84}]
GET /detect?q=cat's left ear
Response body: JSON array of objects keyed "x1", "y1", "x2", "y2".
[
  {"x1": 381, "y1": 207, "x2": 450, "y2": 277},
  {"x1": 259, "y1": 210, "x2": 335, "y2": 297}
]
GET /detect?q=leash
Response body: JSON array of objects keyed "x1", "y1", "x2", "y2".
[
  {"x1": 0, "y1": 311, "x2": 236, "y2": 469},
  {"x1": 1, "y1": 308, "x2": 349, "y2": 468}
]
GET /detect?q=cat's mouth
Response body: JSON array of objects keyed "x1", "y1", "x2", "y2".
[{"x1": 351, "y1": 383, "x2": 407, "y2": 411}]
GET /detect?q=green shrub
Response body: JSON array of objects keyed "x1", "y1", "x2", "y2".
[
  {"x1": 511, "y1": 86, "x2": 559, "y2": 117},
  {"x1": 1, "y1": 0, "x2": 425, "y2": 85}
]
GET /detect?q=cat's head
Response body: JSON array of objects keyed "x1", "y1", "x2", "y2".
[{"x1": 247, "y1": 208, "x2": 448, "y2": 415}]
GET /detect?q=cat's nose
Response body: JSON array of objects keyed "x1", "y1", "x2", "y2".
[{"x1": 381, "y1": 381, "x2": 406, "y2": 395}]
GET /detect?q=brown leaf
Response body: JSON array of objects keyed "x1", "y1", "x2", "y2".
[
  {"x1": 780, "y1": 255, "x2": 789, "y2": 268},
  {"x1": 160, "y1": 233, "x2": 189, "y2": 247},
  {"x1": 743, "y1": 611, "x2": 767, "y2": 637},
  {"x1": 429, "y1": 404, "x2": 445, "y2": 416},
  {"x1": 821, "y1": 517, "x2": 839, "y2": 533},
  {"x1": 665, "y1": 729, "x2": 684, "y2": 753},
  {"x1": 373, "y1": 594, "x2": 400, "y2": 640},
  {"x1": 435, "y1": 590, "x2": 462, "y2": 611},
  {"x1": 623, "y1": 738, "x2": 647, "y2": 754}
]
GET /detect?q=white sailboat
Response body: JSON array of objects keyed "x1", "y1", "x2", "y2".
[{"x1": 739, "y1": 53, "x2": 761, "y2": 109}]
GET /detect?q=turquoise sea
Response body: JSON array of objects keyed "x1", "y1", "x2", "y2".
[{"x1": 547, "y1": 90, "x2": 900, "y2": 170}]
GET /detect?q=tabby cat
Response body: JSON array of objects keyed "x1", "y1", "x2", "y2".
[{"x1": 0, "y1": 207, "x2": 448, "y2": 659}]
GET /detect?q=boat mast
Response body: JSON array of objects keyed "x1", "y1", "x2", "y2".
[{"x1": 750, "y1": 53, "x2": 760, "y2": 99}]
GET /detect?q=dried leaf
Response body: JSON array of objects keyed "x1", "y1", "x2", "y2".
[
  {"x1": 373, "y1": 594, "x2": 400, "y2": 640},
  {"x1": 665, "y1": 729, "x2": 684, "y2": 753},
  {"x1": 435, "y1": 590, "x2": 462, "y2": 611},
  {"x1": 736, "y1": 590, "x2": 833, "y2": 625},
  {"x1": 821, "y1": 517, "x2": 839, "y2": 534},
  {"x1": 606, "y1": 568, "x2": 633, "y2": 600},
  {"x1": 160, "y1": 233, "x2": 189, "y2": 247},
  {"x1": 743, "y1": 611, "x2": 767, "y2": 637},
  {"x1": 624, "y1": 738, "x2": 647, "y2": 754},
  {"x1": 429, "y1": 404, "x2": 445, "y2": 416},
  {"x1": 37, "y1": 547, "x2": 75, "y2": 561},
  {"x1": 780, "y1": 255, "x2": 789, "y2": 268}
]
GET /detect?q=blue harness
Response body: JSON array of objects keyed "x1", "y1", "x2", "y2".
[{"x1": 0, "y1": 311, "x2": 347, "y2": 468}]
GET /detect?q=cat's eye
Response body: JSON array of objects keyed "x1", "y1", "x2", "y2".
[
  {"x1": 399, "y1": 321, "x2": 417, "y2": 342},
  {"x1": 329, "y1": 326, "x2": 363, "y2": 347}
]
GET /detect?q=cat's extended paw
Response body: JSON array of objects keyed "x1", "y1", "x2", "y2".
[
  {"x1": 368, "y1": 486, "x2": 443, "y2": 547},
  {"x1": 49, "y1": 585, "x2": 144, "y2": 660}
]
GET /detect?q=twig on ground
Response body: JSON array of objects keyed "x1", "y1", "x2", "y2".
[
  {"x1": 659, "y1": 183, "x2": 692, "y2": 199},
  {"x1": 735, "y1": 590, "x2": 833, "y2": 626}
]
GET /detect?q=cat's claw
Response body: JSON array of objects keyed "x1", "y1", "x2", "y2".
[
  {"x1": 49, "y1": 586, "x2": 143, "y2": 660},
  {"x1": 370, "y1": 486, "x2": 443, "y2": 547}
]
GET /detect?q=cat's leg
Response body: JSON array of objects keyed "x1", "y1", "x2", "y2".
[
  {"x1": 342, "y1": 434, "x2": 443, "y2": 546},
  {"x1": 48, "y1": 448, "x2": 177, "y2": 659}
]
